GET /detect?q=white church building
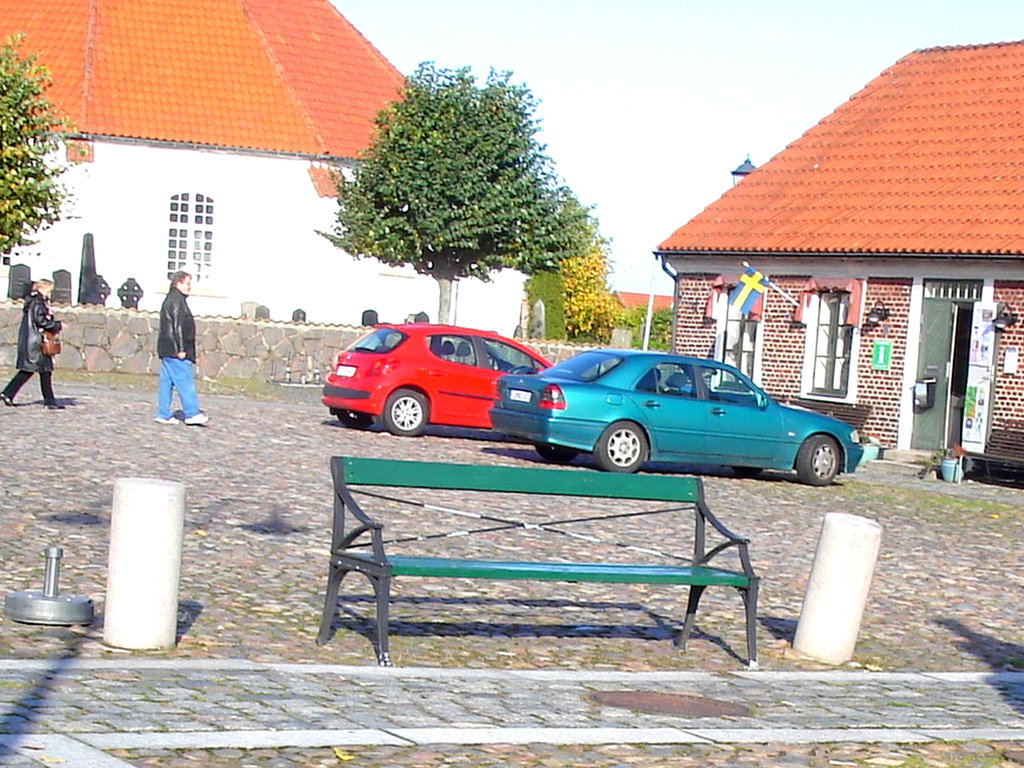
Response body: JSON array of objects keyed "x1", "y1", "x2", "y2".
[{"x1": 1, "y1": 0, "x2": 528, "y2": 336}]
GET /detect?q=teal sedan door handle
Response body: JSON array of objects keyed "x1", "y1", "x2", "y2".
[
  {"x1": 642, "y1": 400, "x2": 660, "y2": 408},
  {"x1": 710, "y1": 407, "x2": 727, "y2": 416}
]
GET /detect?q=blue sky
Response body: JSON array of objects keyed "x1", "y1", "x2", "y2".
[{"x1": 335, "y1": 1, "x2": 1024, "y2": 295}]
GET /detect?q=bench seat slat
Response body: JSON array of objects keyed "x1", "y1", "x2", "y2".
[{"x1": 348, "y1": 553, "x2": 749, "y2": 587}]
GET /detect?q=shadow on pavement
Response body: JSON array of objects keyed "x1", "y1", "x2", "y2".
[
  {"x1": 239, "y1": 507, "x2": 308, "y2": 535},
  {"x1": 759, "y1": 615, "x2": 798, "y2": 644},
  {"x1": 331, "y1": 593, "x2": 746, "y2": 665},
  {"x1": 0, "y1": 634, "x2": 83, "y2": 760},
  {"x1": 936, "y1": 617, "x2": 1024, "y2": 715},
  {"x1": 176, "y1": 599, "x2": 204, "y2": 643}
]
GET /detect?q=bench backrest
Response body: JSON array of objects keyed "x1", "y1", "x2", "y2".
[{"x1": 334, "y1": 456, "x2": 704, "y2": 503}]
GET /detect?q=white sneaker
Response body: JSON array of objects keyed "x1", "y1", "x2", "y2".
[
  {"x1": 154, "y1": 416, "x2": 179, "y2": 425},
  {"x1": 184, "y1": 412, "x2": 209, "y2": 426}
]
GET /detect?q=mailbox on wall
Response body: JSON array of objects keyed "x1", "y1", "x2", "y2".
[{"x1": 914, "y1": 378, "x2": 936, "y2": 412}]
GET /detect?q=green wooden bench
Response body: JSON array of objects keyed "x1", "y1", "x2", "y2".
[{"x1": 316, "y1": 456, "x2": 759, "y2": 667}]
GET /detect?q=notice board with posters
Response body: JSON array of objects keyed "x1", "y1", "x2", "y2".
[{"x1": 962, "y1": 302, "x2": 997, "y2": 454}]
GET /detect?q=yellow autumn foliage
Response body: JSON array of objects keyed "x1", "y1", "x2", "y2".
[{"x1": 561, "y1": 240, "x2": 621, "y2": 341}]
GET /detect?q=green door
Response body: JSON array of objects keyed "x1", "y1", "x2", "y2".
[{"x1": 911, "y1": 299, "x2": 954, "y2": 449}]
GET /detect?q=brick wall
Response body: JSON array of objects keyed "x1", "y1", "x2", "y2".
[
  {"x1": 987, "y1": 283, "x2": 1024, "y2": 460},
  {"x1": 672, "y1": 274, "x2": 1024, "y2": 459},
  {"x1": 672, "y1": 274, "x2": 717, "y2": 358},
  {"x1": 671, "y1": 275, "x2": 912, "y2": 447}
]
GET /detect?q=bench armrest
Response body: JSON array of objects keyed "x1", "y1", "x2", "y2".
[
  {"x1": 694, "y1": 494, "x2": 755, "y2": 579},
  {"x1": 330, "y1": 457, "x2": 385, "y2": 560}
]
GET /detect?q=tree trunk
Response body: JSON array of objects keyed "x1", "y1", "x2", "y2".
[{"x1": 436, "y1": 277, "x2": 453, "y2": 325}]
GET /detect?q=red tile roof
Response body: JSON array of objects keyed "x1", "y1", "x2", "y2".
[
  {"x1": 1, "y1": 0, "x2": 404, "y2": 158},
  {"x1": 615, "y1": 291, "x2": 674, "y2": 312},
  {"x1": 659, "y1": 41, "x2": 1024, "y2": 256}
]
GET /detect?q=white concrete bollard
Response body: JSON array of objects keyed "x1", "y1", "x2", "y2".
[
  {"x1": 103, "y1": 478, "x2": 186, "y2": 650},
  {"x1": 792, "y1": 512, "x2": 883, "y2": 665}
]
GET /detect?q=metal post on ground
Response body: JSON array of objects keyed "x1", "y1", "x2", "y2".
[
  {"x1": 103, "y1": 478, "x2": 185, "y2": 650},
  {"x1": 792, "y1": 512, "x2": 883, "y2": 665}
]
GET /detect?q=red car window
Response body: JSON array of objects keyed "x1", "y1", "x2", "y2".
[{"x1": 428, "y1": 334, "x2": 477, "y2": 366}]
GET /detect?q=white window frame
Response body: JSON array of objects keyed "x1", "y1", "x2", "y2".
[
  {"x1": 167, "y1": 192, "x2": 215, "y2": 284},
  {"x1": 799, "y1": 289, "x2": 863, "y2": 405},
  {"x1": 712, "y1": 290, "x2": 764, "y2": 384}
]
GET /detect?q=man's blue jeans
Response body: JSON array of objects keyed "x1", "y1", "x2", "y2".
[{"x1": 157, "y1": 357, "x2": 200, "y2": 419}]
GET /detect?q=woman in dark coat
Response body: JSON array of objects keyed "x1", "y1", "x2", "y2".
[{"x1": 1, "y1": 279, "x2": 65, "y2": 409}]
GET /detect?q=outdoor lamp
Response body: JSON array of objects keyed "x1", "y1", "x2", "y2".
[
  {"x1": 865, "y1": 303, "x2": 890, "y2": 325},
  {"x1": 993, "y1": 308, "x2": 1018, "y2": 331},
  {"x1": 731, "y1": 156, "x2": 756, "y2": 186}
]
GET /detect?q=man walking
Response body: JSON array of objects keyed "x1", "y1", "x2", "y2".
[{"x1": 155, "y1": 271, "x2": 208, "y2": 425}]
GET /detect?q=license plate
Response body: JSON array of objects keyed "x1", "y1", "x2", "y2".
[
  {"x1": 335, "y1": 364, "x2": 356, "y2": 378},
  {"x1": 508, "y1": 388, "x2": 532, "y2": 403}
]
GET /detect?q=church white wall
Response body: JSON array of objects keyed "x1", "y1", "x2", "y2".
[{"x1": 7, "y1": 140, "x2": 527, "y2": 337}]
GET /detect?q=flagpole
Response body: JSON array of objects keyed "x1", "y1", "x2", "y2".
[{"x1": 742, "y1": 261, "x2": 799, "y2": 307}]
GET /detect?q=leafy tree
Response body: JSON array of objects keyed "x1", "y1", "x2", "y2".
[
  {"x1": 560, "y1": 224, "x2": 621, "y2": 342},
  {"x1": 524, "y1": 269, "x2": 566, "y2": 339},
  {"x1": 330, "y1": 63, "x2": 588, "y2": 323},
  {"x1": 0, "y1": 36, "x2": 65, "y2": 255}
]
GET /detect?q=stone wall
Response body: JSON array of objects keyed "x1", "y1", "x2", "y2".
[{"x1": 0, "y1": 300, "x2": 588, "y2": 383}]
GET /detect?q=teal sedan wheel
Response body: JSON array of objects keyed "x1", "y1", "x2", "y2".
[
  {"x1": 594, "y1": 421, "x2": 648, "y2": 473},
  {"x1": 796, "y1": 435, "x2": 840, "y2": 486}
]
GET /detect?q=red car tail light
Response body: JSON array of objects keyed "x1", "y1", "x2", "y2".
[
  {"x1": 365, "y1": 358, "x2": 399, "y2": 377},
  {"x1": 538, "y1": 383, "x2": 566, "y2": 410}
]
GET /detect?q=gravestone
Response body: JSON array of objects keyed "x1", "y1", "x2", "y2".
[
  {"x1": 117, "y1": 277, "x2": 144, "y2": 309},
  {"x1": 529, "y1": 299, "x2": 545, "y2": 339},
  {"x1": 95, "y1": 276, "x2": 111, "y2": 306},
  {"x1": 292, "y1": 308, "x2": 306, "y2": 323},
  {"x1": 8, "y1": 264, "x2": 32, "y2": 300},
  {"x1": 255, "y1": 305, "x2": 270, "y2": 320},
  {"x1": 361, "y1": 309, "x2": 378, "y2": 326},
  {"x1": 52, "y1": 270, "x2": 72, "y2": 304},
  {"x1": 413, "y1": 311, "x2": 429, "y2": 323},
  {"x1": 77, "y1": 233, "x2": 105, "y2": 304},
  {"x1": 240, "y1": 302, "x2": 258, "y2": 320},
  {"x1": 610, "y1": 328, "x2": 633, "y2": 348}
]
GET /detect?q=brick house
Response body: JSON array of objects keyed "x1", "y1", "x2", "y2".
[
  {"x1": 0, "y1": 0, "x2": 529, "y2": 334},
  {"x1": 656, "y1": 41, "x2": 1024, "y2": 462}
]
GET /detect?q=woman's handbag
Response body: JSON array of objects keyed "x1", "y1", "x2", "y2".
[{"x1": 41, "y1": 330, "x2": 62, "y2": 357}]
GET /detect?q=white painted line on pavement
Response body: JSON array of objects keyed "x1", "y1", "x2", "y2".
[
  {"x1": 388, "y1": 726, "x2": 711, "y2": 744},
  {"x1": 686, "y1": 727, "x2": 934, "y2": 743},
  {"x1": 79, "y1": 729, "x2": 412, "y2": 750},
  {"x1": 54, "y1": 726, "x2": 1024, "y2": 750}
]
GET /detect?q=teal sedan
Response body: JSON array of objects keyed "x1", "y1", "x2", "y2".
[{"x1": 490, "y1": 350, "x2": 863, "y2": 485}]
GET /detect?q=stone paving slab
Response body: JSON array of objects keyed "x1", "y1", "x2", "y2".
[
  {"x1": 1, "y1": 663, "x2": 1022, "y2": 765},
  {"x1": 1, "y1": 378, "x2": 1023, "y2": 766}
]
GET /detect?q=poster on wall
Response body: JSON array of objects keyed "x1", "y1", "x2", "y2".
[{"x1": 962, "y1": 302, "x2": 998, "y2": 454}]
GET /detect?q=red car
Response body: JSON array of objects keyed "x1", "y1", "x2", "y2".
[{"x1": 322, "y1": 324, "x2": 551, "y2": 436}]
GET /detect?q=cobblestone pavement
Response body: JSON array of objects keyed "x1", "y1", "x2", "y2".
[{"x1": 1, "y1": 378, "x2": 1022, "y2": 766}]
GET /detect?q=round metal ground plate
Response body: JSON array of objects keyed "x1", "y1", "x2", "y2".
[
  {"x1": 588, "y1": 689, "x2": 749, "y2": 717},
  {"x1": 4, "y1": 590, "x2": 94, "y2": 626}
]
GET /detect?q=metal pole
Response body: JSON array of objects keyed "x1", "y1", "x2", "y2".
[
  {"x1": 642, "y1": 255, "x2": 657, "y2": 351},
  {"x1": 42, "y1": 546, "x2": 62, "y2": 598}
]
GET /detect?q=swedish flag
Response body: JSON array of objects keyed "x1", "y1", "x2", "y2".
[{"x1": 729, "y1": 266, "x2": 770, "y2": 316}]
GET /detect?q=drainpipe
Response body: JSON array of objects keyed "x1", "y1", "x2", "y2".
[{"x1": 656, "y1": 252, "x2": 678, "y2": 351}]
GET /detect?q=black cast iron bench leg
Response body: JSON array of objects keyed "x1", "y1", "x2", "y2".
[
  {"x1": 742, "y1": 578, "x2": 760, "y2": 668},
  {"x1": 677, "y1": 584, "x2": 706, "y2": 649},
  {"x1": 373, "y1": 573, "x2": 393, "y2": 666},
  {"x1": 316, "y1": 561, "x2": 349, "y2": 645}
]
